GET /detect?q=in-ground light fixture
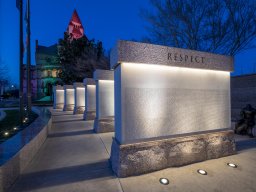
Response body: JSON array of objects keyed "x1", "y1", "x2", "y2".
[
  {"x1": 4, "y1": 132, "x2": 9, "y2": 136},
  {"x1": 227, "y1": 163, "x2": 237, "y2": 168},
  {"x1": 197, "y1": 169, "x2": 207, "y2": 175},
  {"x1": 159, "y1": 178, "x2": 169, "y2": 185}
]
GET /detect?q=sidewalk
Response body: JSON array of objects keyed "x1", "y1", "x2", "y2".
[{"x1": 9, "y1": 109, "x2": 256, "y2": 192}]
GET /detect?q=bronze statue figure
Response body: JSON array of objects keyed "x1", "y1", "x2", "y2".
[{"x1": 235, "y1": 104, "x2": 256, "y2": 137}]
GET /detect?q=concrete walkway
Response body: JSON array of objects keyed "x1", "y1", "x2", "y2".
[{"x1": 10, "y1": 109, "x2": 256, "y2": 192}]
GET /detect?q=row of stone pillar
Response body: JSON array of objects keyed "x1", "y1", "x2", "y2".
[
  {"x1": 53, "y1": 69, "x2": 114, "y2": 133},
  {"x1": 52, "y1": 40, "x2": 236, "y2": 178}
]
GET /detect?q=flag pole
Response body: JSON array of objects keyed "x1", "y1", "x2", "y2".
[
  {"x1": 18, "y1": 0, "x2": 24, "y2": 124},
  {"x1": 26, "y1": 0, "x2": 31, "y2": 116}
]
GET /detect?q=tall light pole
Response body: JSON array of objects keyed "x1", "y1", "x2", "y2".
[
  {"x1": 17, "y1": 0, "x2": 24, "y2": 124},
  {"x1": 26, "y1": 0, "x2": 31, "y2": 116}
]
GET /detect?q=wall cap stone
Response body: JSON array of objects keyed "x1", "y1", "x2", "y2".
[
  {"x1": 83, "y1": 78, "x2": 96, "y2": 85},
  {"x1": 94, "y1": 69, "x2": 114, "y2": 81},
  {"x1": 110, "y1": 40, "x2": 234, "y2": 71}
]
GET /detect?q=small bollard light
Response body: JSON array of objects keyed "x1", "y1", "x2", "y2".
[
  {"x1": 4, "y1": 132, "x2": 9, "y2": 136},
  {"x1": 197, "y1": 169, "x2": 207, "y2": 175},
  {"x1": 13, "y1": 127, "x2": 17, "y2": 130},
  {"x1": 159, "y1": 178, "x2": 169, "y2": 185}
]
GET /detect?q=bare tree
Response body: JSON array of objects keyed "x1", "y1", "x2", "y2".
[{"x1": 141, "y1": 0, "x2": 256, "y2": 55}]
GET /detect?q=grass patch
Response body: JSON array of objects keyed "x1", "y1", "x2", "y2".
[
  {"x1": 0, "y1": 101, "x2": 19, "y2": 108},
  {"x1": 0, "y1": 110, "x2": 38, "y2": 143}
]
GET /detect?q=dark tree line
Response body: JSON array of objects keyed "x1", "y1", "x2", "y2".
[
  {"x1": 57, "y1": 33, "x2": 109, "y2": 84},
  {"x1": 141, "y1": 0, "x2": 256, "y2": 55}
]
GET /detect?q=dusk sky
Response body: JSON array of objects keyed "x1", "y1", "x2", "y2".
[{"x1": 0, "y1": 0, "x2": 256, "y2": 85}]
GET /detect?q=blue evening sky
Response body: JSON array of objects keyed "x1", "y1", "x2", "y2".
[{"x1": 0, "y1": 0, "x2": 255, "y2": 85}]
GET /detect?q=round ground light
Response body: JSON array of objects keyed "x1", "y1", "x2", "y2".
[
  {"x1": 159, "y1": 178, "x2": 169, "y2": 185},
  {"x1": 197, "y1": 169, "x2": 207, "y2": 175},
  {"x1": 227, "y1": 163, "x2": 238, "y2": 168}
]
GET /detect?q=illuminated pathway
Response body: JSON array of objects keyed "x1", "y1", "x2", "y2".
[
  {"x1": 10, "y1": 109, "x2": 256, "y2": 192},
  {"x1": 10, "y1": 110, "x2": 122, "y2": 192}
]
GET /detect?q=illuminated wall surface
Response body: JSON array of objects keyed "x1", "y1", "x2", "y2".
[
  {"x1": 55, "y1": 90, "x2": 64, "y2": 105},
  {"x1": 97, "y1": 80, "x2": 114, "y2": 118},
  {"x1": 115, "y1": 63, "x2": 230, "y2": 143},
  {"x1": 86, "y1": 85, "x2": 96, "y2": 111},
  {"x1": 65, "y1": 89, "x2": 75, "y2": 105},
  {"x1": 75, "y1": 88, "x2": 85, "y2": 107},
  {"x1": 111, "y1": 40, "x2": 234, "y2": 144}
]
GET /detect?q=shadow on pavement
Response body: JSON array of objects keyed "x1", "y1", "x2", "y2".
[
  {"x1": 12, "y1": 160, "x2": 114, "y2": 192},
  {"x1": 236, "y1": 138, "x2": 256, "y2": 151},
  {"x1": 48, "y1": 129, "x2": 94, "y2": 138}
]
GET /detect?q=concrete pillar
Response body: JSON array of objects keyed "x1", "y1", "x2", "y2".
[
  {"x1": 73, "y1": 82, "x2": 85, "y2": 114},
  {"x1": 63, "y1": 85, "x2": 75, "y2": 111},
  {"x1": 93, "y1": 70, "x2": 114, "y2": 133},
  {"x1": 83, "y1": 78, "x2": 96, "y2": 120},
  {"x1": 53, "y1": 85, "x2": 64, "y2": 109}
]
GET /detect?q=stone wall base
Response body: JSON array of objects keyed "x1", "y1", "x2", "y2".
[
  {"x1": 54, "y1": 103, "x2": 64, "y2": 110},
  {"x1": 73, "y1": 106, "x2": 85, "y2": 114},
  {"x1": 0, "y1": 108, "x2": 52, "y2": 192},
  {"x1": 63, "y1": 104, "x2": 74, "y2": 111},
  {"x1": 83, "y1": 111, "x2": 96, "y2": 121},
  {"x1": 110, "y1": 130, "x2": 236, "y2": 177},
  {"x1": 94, "y1": 117, "x2": 114, "y2": 133}
]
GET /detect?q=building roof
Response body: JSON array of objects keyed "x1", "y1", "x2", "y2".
[
  {"x1": 67, "y1": 9, "x2": 84, "y2": 39},
  {"x1": 70, "y1": 9, "x2": 82, "y2": 24},
  {"x1": 36, "y1": 44, "x2": 58, "y2": 56}
]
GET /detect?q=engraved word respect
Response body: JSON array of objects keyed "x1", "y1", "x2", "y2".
[{"x1": 168, "y1": 53, "x2": 205, "y2": 64}]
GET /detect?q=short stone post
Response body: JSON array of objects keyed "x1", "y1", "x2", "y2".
[
  {"x1": 73, "y1": 82, "x2": 85, "y2": 114},
  {"x1": 63, "y1": 85, "x2": 75, "y2": 111},
  {"x1": 83, "y1": 78, "x2": 96, "y2": 120},
  {"x1": 53, "y1": 85, "x2": 64, "y2": 109},
  {"x1": 93, "y1": 70, "x2": 114, "y2": 133}
]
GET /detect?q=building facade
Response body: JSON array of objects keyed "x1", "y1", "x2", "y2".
[
  {"x1": 35, "y1": 41, "x2": 62, "y2": 99},
  {"x1": 23, "y1": 10, "x2": 85, "y2": 100}
]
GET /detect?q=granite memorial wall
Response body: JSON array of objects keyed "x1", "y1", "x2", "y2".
[
  {"x1": 73, "y1": 82, "x2": 86, "y2": 114},
  {"x1": 93, "y1": 69, "x2": 115, "y2": 133},
  {"x1": 53, "y1": 85, "x2": 64, "y2": 109},
  {"x1": 83, "y1": 78, "x2": 96, "y2": 120},
  {"x1": 63, "y1": 85, "x2": 75, "y2": 111},
  {"x1": 110, "y1": 40, "x2": 236, "y2": 177}
]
